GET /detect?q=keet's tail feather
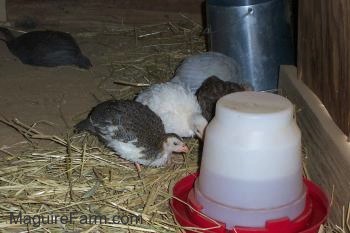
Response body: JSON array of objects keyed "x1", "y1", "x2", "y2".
[{"x1": 0, "y1": 27, "x2": 15, "y2": 42}]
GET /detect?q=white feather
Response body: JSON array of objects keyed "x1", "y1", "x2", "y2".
[
  {"x1": 107, "y1": 139, "x2": 144, "y2": 161},
  {"x1": 136, "y1": 82, "x2": 204, "y2": 137},
  {"x1": 146, "y1": 151, "x2": 171, "y2": 167},
  {"x1": 103, "y1": 136, "x2": 170, "y2": 167},
  {"x1": 171, "y1": 51, "x2": 242, "y2": 93}
]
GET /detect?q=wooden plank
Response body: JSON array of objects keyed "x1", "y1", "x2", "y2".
[
  {"x1": 7, "y1": 0, "x2": 204, "y2": 14},
  {"x1": 6, "y1": 0, "x2": 203, "y2": 30},
  {"x1": 298, "y1": 0, "x2": 350, "y2": 136},
  {"x1": 0, "y1": 0, "x2": 6, "y2": 22},
  {"x1": 279, "y1": 65, "x2": 350, "y2": 225}
]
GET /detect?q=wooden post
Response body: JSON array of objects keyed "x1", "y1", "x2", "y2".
[
  {"x1": 298, "y1": 0, "x2": 350, "y2": 137},
  {"x1": 0, "y1": 0, "x2": 6, "y2": 22}
]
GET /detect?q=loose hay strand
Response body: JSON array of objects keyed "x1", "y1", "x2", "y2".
[{"x1": 347, "y1": 203, "x2": 350, "y2": 232}]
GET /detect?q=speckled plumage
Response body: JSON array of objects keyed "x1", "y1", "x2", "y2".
[
  {"x1": 135, "y1": 82, "x2": 208, "y2": 138},
  {"x1": 75, "y1": 100, "x2": 186, "y2": 167},
  {"x1": 196, "y1": 76, "x2": 245, "y2": 121}
]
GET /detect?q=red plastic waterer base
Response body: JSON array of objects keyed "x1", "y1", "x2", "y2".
[{"x1": 170, "y1": 173, "x2": 329, "y2": 233}]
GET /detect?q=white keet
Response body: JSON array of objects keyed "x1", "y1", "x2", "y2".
[{"x1": 136, "y1": 82, "x2": 208, "y2": 139}]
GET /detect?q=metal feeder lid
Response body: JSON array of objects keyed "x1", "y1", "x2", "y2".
[{"x1": 207, "y1": 0, "x2": 274, "y2": 7}]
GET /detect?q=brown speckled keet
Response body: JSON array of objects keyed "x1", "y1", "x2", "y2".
[{"x1": 196, "y1": 76, "x2": 245, "y2": 121}]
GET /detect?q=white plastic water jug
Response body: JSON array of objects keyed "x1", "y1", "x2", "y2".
[{"x1": 195, "y1": 91, "x2": 306, "y2": 228}]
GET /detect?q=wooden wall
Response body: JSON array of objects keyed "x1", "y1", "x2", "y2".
[
  {"x1": 0, "y1": 0, "x2": 6, "y2": 21},
  {"x1": 298, "y1": 0, "x2": 350, "y2": 136},
  {"x1": 5, "y1": 0, "x2": 204, "y2": 31},
  {"x1": 7, "y1": 0, "x2": 204, "y2": 14}
]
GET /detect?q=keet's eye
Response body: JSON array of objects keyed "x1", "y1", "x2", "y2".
[{"x1": 173, "y1": 142, "x2": 178, "y2": 146}]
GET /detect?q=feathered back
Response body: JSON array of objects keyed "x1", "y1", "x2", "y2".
[
  {"x1": 4, "y1": 30, "x2": 92, "y2": 69},
  {"x1": 171, "y1": 52, "x2": 241, "y2": 93},
  {"x1": 196, "y1": 76, "x2": 245, "y2": 121},
  {"x1": 136, "y1": 82, "x2": 203, "y2": 137},
  {"x1": 75, "y1": 100, "x2": 166, "y2": 150}
]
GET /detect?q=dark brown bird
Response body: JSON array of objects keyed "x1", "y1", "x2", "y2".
[
  {"x1": 196, "y1": 76, "x2": 246, "y2": 121},
  {"x1": 75, "y1": 100, "x2": 189, "y2": 169},
  {"x1": 0, "y1": 27, "x2": 92, "y2": 69}
]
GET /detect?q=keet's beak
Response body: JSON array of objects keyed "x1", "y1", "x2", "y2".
[{"x1": 179, "y1": 144, "x2": 189, "y2": 153}]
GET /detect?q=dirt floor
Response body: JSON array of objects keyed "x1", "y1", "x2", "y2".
[{"x1": 0, "y1": 1, "x2": 204, "y2": 149}]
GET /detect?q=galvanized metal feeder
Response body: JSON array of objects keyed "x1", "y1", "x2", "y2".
[{"x1": 206, "y1": 0, "x2": 295, "y2": 91}]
